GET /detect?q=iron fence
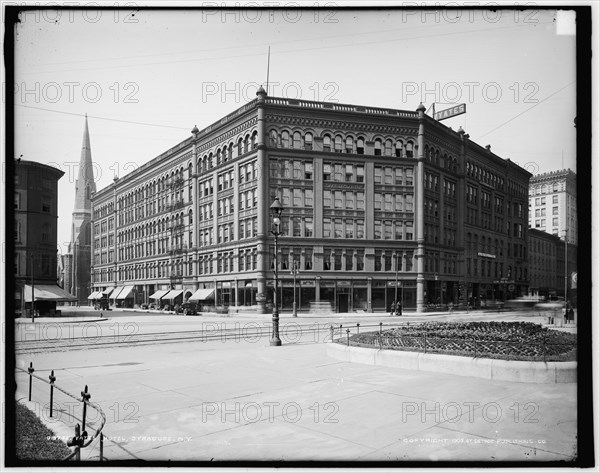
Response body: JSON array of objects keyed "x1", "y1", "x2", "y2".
[{"x1": 16, "y1": 362, "x2": 107, "y2": 461}]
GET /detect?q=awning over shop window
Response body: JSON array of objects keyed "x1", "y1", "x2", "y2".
[
  {"x1": 110, "y1": 287, "x2": 125, "y2": 299},
  {"x1": 23, "y1": 285, "x2": 77, "y2": 302},
  {"x1": 149, "y1": 289, "x2": 169, "y2": 300},
  {"x1": 188, "y1": 288, "x2": 215, "y2": 301},
  {"x1": 87, "y1": 291, "x2": 100, "y2": 300},
  {"x1": 117, "y1": 286, "x2": 135, "y2": 300},
  {"x1": 163, "y1": 289, "x2": 183, "y2": 300},
  {"x1": 103, "y1": 287, "x2": 116, "y2": 296}
]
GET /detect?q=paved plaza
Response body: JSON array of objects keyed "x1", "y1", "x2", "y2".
[{"x1": 14, "y1": 309, "x2": 578, "y2": 463}]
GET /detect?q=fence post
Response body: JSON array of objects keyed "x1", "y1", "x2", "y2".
[
  {"x1": 27, "y1": 362, "x2": 34, "y2": 402},
  {"x1": 99, "y1": 433, "x2": 104, "y2": 461},
  {"x1": 423, "y1": 330, "x2": 427, "y2": 354},
  {"x1": 339, "y1": 324, "x2": 343, "y2": 338},
  {"x1": 329, "y1": 325, "x2": 334, "y2": 343},
  {"x1": 48, "y1": 370, "x2": 56, "y2": 418},
  {"x1": 356, "y1": 323, "x2": 360, "y2": 335},
  {"x1": 474, "y1": 337, "x2": 478, "y2": 358},
  {"x1": 81, "y1": 385, "x2": 91, "y2": 433},
  {"x1": 346, "y1": 329, "x2": 350, "y2": 347}
]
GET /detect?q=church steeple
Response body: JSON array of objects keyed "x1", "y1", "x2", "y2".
[
  {"x1": 65, "y1": 114, "x2": 96, "y2": 304},
  {"x1": 74, "y1": 114, "x2": 96, "y2": 213}
]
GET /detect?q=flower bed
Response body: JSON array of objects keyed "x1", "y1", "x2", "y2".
[{"x1": 347, "y1": 322, "x2": 576, "y2": 362}]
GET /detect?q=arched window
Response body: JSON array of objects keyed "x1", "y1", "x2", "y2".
[
  {"x1": 374, "y1": 139, "x2": 382, "y2": 156},
  {"x1": 323, "y1": 135, "x2": 331, "y2": 151},
  {"x1": 304, "y1": 132, "x2": 313, "y2": 150},
  {"x1": 269, "y1": 130, "x2": 278, "y2": 147},
  {"x1": 406, "y1": 142, "x2": 414, "y2": 158},
  {"x1": 356, "y1": 138, "x2": 364, "y2": 155},
  {"x1": 251, "y1": 131, "x2": 258, "y2": 149},
  {"x1": 228, "y1": 143, "x2": 234, "y2": 160},
  {"x1": 384, "y1": 139, "x2": 393, "y2": 156},
  {"x1": 293, "y1": 131, "x2": 301, "y2": 149},
  {"x1": 237, "y1": 138, "x2": 243, "y2": 156},
  {"x1": 334, "y1": 135, "x2": 343, "y2": 153},
  {"x1": 395, "y1": 141, "x2": 404, "y2": 158},
  {"x1": 345, "y1": 137, "x2": 353, "y2": 153},
  {"x1": 216, "y1": 149, "x2": 222, "y2": 166},
  {"x1": 281, "y1": 131, "x2": 290, "y2": 149},
  {"x1": 244, "y1": 134, "x2": 250, "y2": 153}
]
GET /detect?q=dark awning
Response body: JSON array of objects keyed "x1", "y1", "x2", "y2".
[{"x1": 24, "y1": 285, "x2": 77, "y2": 302}]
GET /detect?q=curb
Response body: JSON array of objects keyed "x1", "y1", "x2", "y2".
[
  {"x1": 326, "y1": 342, "x2": 577, "y2": 384},
  {"x1": 15, "y1": 318, "x2": 109, "y2": 324}
]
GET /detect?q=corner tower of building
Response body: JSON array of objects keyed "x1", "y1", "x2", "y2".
[{"x1": 64, "y1": 115, "x2": 96, "y2": 304}]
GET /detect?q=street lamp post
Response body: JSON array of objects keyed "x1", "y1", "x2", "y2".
[
  {"x1": 270, "y1": 198, "x2": 283, "y2": 346},
  {"x1": 291, "y1": 260, "x2": 299, "y2": 317}
]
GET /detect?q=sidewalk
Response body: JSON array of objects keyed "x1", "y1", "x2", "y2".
[{"x1": 16, "y1": 333, "x2": 577, "y2": 462}]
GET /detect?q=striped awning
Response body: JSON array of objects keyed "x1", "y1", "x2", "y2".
[
  {"x1": 149, "y1": 289, "x2": 169, "y2": 300},
  {"x1": 87, "y1": 291, "x2": 100, "y2": 300},
  {"x1": 163, "y1": 289, "x2": 183, "y2": 300},
  {"x1": 188, "y1": 288, "x2": 215, "y2": 301},
  {"x1": 116, "y1": 286, "x2": 135, "y2": 299}
]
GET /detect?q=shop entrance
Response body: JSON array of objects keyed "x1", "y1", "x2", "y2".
[{"x1": 337, "y1": 293, "x2": 350, "y2": 312}]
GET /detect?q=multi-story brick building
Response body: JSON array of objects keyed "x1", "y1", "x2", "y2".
[
  {"x1": 528, "y1": 228, "x2": 578, "y2": 304},
  {"x1": 91, "y1": 89, "x2": 530, "y2": 313},
  {"x1": 14, "y1": 160, "x2": 76, "y2": 316}
]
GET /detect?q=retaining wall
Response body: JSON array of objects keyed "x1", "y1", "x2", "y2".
[{"x1": 326, "y1": 343, "x2": 576, "y2": 384}]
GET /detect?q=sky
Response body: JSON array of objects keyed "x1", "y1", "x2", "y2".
[{"x1": 4, "y1": 3, "x2": 589, "y2": 251}]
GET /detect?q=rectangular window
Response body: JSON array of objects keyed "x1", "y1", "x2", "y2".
[
  {"x1": 356, "y1": 251, "x2": 364, "y2": 271},
  {"x1": 334, "y1": 250, "x2": 342, "y2": 270},
  {"x1": 334, "y1": 164, "x2": 343, "y2": 182},
  {"x1": 323, "y1": 218, "x2": 331, "y2": 238},
  {"x1": 395, "y1": 168, "x2": 403, "y2": 185},
  {"x1": 334, "y1": 191, "x2": 343, "y2": 209},
  {"x1": 356, "y1": 192, "x2": 365, "y2": 210},
  {"x1": 334, "y1": 219, "x2": 343, "y2": 238},
  {"x1": 553, "y1": 195, "x2": 558, "y2": 204},
  {"x1": 323, "y1": 190, "x2": 332, "y2": 208},
  {"x1": 293, "y1": 217, "x2": 301, "y2": 237},
  {"x1": 345, "y1": 252, "x2": 353, "y2": 271},
  {"x1": 345, "y1": 191, "x2": 354, "y2": 209},
  {"x1": 405, "y1": 195, "x2": 414, "y2": 212},
  {"x1": 323, "y1": 164, "x2": 332, "y2": 181},
  {"x1": 374, "y1": 220, "x2": 382, "y2": 239},
  {"x1": 305, "y1": 218, "x2": 313, "y2": 237},
  {"x1": 304, "y1": 249, "x2": 313, "y2": 270},
  {"x1": 374, "y1": 193, "x2": 382, "y2": 211},
  {"x1": 374, "y1": 167, "x2": 382, "y2": 184},
  {"x1": 345, "y1": 164, "x2": 354, "y2": 182},
  {"x1": 305, "y1": 189, "x2": 313, "y2": 207},
  {"x1": 323, "y1": 250, "x2": 331, "y2": 270},
  {"x1": 356, "y1": 220, "x2": 364, "y2": 238},
  {"x1": 405, "y1": 168, "x2": 414, "y2": 186},
  {"x1": 293, "y1": 188, "x2": 302, "y2": 207},
  {"x1": 356, "y1": 166, "x2": 364, "y2": 183},
  {"x1": 304, "y1": 162, "x2": 313, "y2": 180},
  {"x1": 395, "y1": 194, "x2": 403, "y2": 211},
  {"x1": 345, "y1": 219, "x2": 354, "y2": 238}
]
